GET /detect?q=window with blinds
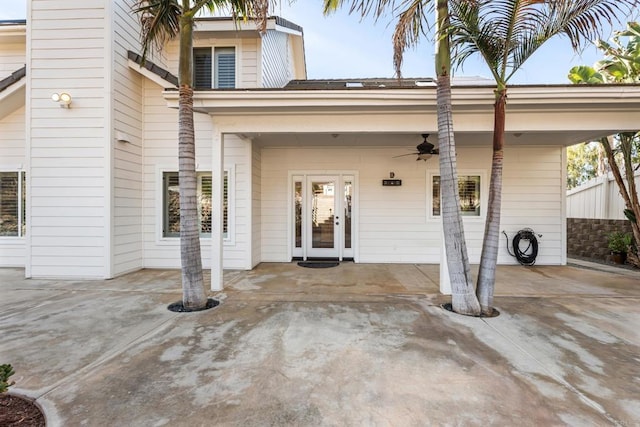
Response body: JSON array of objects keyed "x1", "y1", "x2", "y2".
[
  {"x1": 0, "y1": 171, "x2": 26, "y2": 237},
  {"x1": 193, "y1": 47, "x2": 236, "y2": 89},
  {"x1": 163, "y1": 171, "x2": 228, "y2": 238},
  {"x1": 214, "y1": 47, "x2": 235, "y2": 89},
  {"x1": 432, "y1": 175, "x2": 481, "y2": 217},
  {"x1": 193, "y1": 47, "x2": 212, "y2": 89}
]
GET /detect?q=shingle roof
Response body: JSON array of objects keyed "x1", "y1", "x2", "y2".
[
  {"x1": 283, "y1": 78, "x2": 436, "y2": 90},
  {"x1": 127, "y1": 51, "x2": 178, "y2": 87},
  {"x1": 0, "y1": 20, "x2": 26, "y2": 26},
  {"x1": 273, "y1": 16, "x2": 303, "y2": 33},
  {"x1": 0, "y1": 66, "x2": 26, "y2": 93}
]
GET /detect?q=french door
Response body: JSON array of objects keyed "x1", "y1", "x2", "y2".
[{"x1": 292, "y1": 174, "x2": 354, "y2": 260}]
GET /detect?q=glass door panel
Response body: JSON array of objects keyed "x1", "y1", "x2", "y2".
[{"x1": 308, "y1": 177, "x2": 339, "y2": 258}]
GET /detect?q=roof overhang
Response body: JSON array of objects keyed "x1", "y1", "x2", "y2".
[
  {"x1": 127, "y1": 51, "x2": 178, "y2": 89},
  {"x1": 162, "y1": 84, "x2": 640, "y2": 147},
  {"x1": 193, "y1": 16, "x2": 303, "y2": 38},
  {"x1": 0, "y1": 21, "x2": 26, "y2": 44}
]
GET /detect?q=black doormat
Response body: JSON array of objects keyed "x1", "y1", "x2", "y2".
[{"x1": 297, "y1": 261, "x2": 339, "y2": 268}]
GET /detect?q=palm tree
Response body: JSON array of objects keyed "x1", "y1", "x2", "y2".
[
  {"x1": 133, "y1": 0, "x2": 273, "y2": 310},
  {"x1": 569, "y1": 22, "x2": 640, "y2": 267},
  {"x1": 324, "y1": 0, "x2": 481, "y2": 315},
  {"x1": 448, "y1": 0, "x2": 637, "y2": 315}
]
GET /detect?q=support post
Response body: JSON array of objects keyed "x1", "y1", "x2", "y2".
[{"x1": 211, "y1": 130, "x2": 224, "y2": 291}]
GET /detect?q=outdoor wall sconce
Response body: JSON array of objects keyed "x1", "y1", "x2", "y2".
[{"x1": 51, "y1": 92, "x2": 72, "y2": 108}]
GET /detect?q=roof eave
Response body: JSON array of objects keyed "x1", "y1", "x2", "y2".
[{"x1": 161, "y1": 85, "x2": 640, "y2": 114}]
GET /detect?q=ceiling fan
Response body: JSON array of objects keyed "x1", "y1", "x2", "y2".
[{"x1": 394, "y1": 134, "x2": 439, "y2": 161}]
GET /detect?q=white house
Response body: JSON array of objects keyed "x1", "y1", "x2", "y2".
[{"x1": 1, "y1": 0, "x2": 639, "y2": 291}]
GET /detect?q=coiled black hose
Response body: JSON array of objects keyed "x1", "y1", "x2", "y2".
[{"x1": 503, "y1": 228, "x2": 540, "y2": 266}]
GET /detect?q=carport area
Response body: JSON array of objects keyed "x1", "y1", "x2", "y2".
[{"x1": 1, "y1": 262, "x2": 639, "y2": 426}]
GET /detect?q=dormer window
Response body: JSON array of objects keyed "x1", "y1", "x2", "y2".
[{"x1": 193, "y1": 47, "x2": 236, "y2": 89}]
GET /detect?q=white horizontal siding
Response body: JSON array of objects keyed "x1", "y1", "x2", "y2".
[
  {"x1": 141, "y1": 81, "x2": 251, "y2": 269},
  {"x1": 0, "y1": 40, "x2": 26, "y2": 80},
  {"x1": 28, "y1": 0, "x2": 108, "y2": 279},
  {"x1": 165, "y1": 37, "x2": 260, "y2": 88},
  {"x1": 260, "y1": 144, "x2": 564, "y2": 266},
  {"x1": 111, "y1": 0, "x2": 144, "y2": 276},
  {"x1": 502, "y1": 146, "x2": 564, "y2": 265},
  {"x1": 252, "y1": 142, "x2": 262, "y2": 267}
]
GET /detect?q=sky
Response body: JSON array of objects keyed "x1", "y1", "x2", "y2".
[{"x1": 1, "y1": 0, "x2": 635, "y2": 84}]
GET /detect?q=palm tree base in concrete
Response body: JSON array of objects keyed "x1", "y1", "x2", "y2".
[
  {"x1": 441, "y1": 303, "x2": 500, "y2": 318},
  {"x1": 167, "y1": 298, "x2": 219, "y2": 313}
]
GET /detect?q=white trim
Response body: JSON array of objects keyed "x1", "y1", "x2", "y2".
[
  {"x1": 105, "y1": 0, "x2": 114, "y2": 279},
  {"x1": 224, "y1": 165, "x2": 235, "y2": 245},
  {"x1": 154, "y1": 166, "x2": 234, "y2": 246},
  {"x1": 24, "y1": 0, "x2": 32, "y2": 279},
  {"x1": 561, "y1": 148, "x2": 568, "y2": 265},
  {"x1": 0, "y1": 170, "x2": 26, "y2": 239},
  {"x1": 256, "y1": 36, "x2": 263, "y2": 88},
  {"x1": 191, "y1": 42, "x2": 241, "y2": 89},
  {"x1": 288, "y1": 170, "x2": 359, "y2": 261},
  {"x1": 427, "y1": 169, "x2": 488, "y2": 222}
]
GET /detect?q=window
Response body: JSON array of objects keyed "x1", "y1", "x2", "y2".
[
  {"x1": 0, "y1": 171, "x2": 26, "y2": 237},
  {"x1": 214, "y1": 47, "x2": 235, "y2": 89},
  {"x1": 432, "y1": 175, "x2": 481, "y2": 217},
  {"x1": 193, "y1": 48, "x2": 212, "y2": 89},
  {"x1": 193, "y1": 47, "x2": 236, "y2": 89},
  {"x1": 163, "y1": 171, "x2": 228, "y2": 238}
]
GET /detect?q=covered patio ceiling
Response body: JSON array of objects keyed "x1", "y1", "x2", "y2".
[{"x1": 243, "y1": 130, "x2": 604, "y2": 149}]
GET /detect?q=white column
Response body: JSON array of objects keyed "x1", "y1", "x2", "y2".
[
  {"x1": 440, "y1": 228, "x2": 452, "y2": 295},
  {"x1": 211, "y1": 130, "x2": 224, "y2": 291}
]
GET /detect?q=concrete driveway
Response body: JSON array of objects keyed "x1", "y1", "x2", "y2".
[{"x1": 1, "y1": 262, "x2": 639, "y2": 426}]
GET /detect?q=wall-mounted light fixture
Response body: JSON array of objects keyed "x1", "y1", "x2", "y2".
[{"x1": 51, "y1": 92, "x2": 72, "y2": 108}]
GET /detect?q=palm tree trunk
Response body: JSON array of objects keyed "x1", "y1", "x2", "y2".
[
  {"x1": 178, "y1": 13, "x2": 207, "y2": 310},
  {"x1": 476, "y1": 88, "x2": 506, "y2": 315},
  {"x1": 601, "y1": 135, "x2": 640, "y2": 266},
  {"x1": 436, "y1": 0, "x2": 480, "y2": 316}
]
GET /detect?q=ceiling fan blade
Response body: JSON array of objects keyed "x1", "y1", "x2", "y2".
[{"x1": 392, "y1": 152, "x2": 420, "y2": 158}]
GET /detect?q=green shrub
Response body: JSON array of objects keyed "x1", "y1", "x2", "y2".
[
  {"x1": 608, "y1": 231, "x2": 633, "y2": 254},
  {"x1": 0, "y1": 364, "x2": 15, "y2": 393}
]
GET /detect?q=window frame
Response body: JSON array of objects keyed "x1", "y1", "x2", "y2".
[
  {"x1": 157, "y1": 167, "x2": 234, "y2": 245},
  {"x1": 0, "y1": 169, "x2": 26, "y2": 239},
  {"x1": 192, "y1": 45, "x2": 238, "y2": 89},
  {"x1": 428, "y1": 170, "x2": 487, "y2": 222},
  {"x1": 214, "y1": 46, "x2": 236, "y2": 89}
]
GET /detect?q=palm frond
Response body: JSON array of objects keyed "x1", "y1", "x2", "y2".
[
  {"x1": 133, "y1": 0, "x2": 182, "y2": 61},
  {"x1": 392, "y1": 0, "x2": 429, "y2": 78},
  {"x1": 449, "y1": 0, "x2": 637, "y2": 84},
  {"x1": 323, "y1": 0, "x2": 396, "y2": 23}
]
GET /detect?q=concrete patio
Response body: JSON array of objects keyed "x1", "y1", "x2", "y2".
[{"x1": 1, "y1": 262, "x2": 639, "y2": 426}]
